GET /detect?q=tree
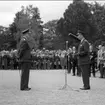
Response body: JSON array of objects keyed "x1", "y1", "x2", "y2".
[
  {"x1": 56, "y1": 1, "x2": 97, "y2": 47},
  {"x1": 13, "y1": 5, "x2": 43, "y2": 49},
  {"x1": 0, "y1": 26, "x2": 16, "y2": 50},
  {"x1": 90, "y1": 2, "x2": 105, "y2": 46},
  {"x1": 9, "y1": 22, "x2": 17, "y2": 34},
  {"x1": 43, "y1": 20, "x2": 63, "y2": 49}
]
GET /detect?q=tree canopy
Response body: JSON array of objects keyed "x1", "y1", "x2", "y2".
[
  {"x1": 9, "y1": 5, "x2": 43, "y2": 49},
  {"x1": 1, "y1": 1, "x2": 105, "y2": 50},
  {"x1": 56, "y1": 0, "x2": 97, "y2": 48}
]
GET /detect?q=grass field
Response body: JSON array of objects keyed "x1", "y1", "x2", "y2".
[{"x1": 0, "y1": 70, "x2": 105, "y2": 105}]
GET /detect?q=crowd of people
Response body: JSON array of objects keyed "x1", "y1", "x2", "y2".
[{"x1": 1, "y1": 43, "x2": 105, "y2": 79}]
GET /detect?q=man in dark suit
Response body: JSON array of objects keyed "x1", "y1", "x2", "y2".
[
  {"x1": 18, "y1": 28, "x2": 35, "y2": 91},
  {"x1": 89, "y1": 45, "x2": 97, "y2": 77},
  {"x1": 72, "y1": 46, "x2": 78, "y2": 76},
  {"x1": 77, "y1": 30, "x2": 91, "y2": 90}
]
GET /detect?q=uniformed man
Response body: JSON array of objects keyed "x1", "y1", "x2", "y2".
[
  {"x1": 77, "y1": 30, "x2": 91, "y2": 90},
  {"x1": 17, "y1": 28, "x2": 35, "y2": 91}
]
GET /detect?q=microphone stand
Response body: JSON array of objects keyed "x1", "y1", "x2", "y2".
[
  {"x1": 60, "y1": 41, "x2": 73, "y2": 90},
  {"x1": 59, "y1": 40, "x2": 79, "y2": 92}
]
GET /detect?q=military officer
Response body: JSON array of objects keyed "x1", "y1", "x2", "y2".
[
  {"x1": 17, "y1": 28, "x2": 35, "y2": 91},
  {"x1": 77, "y1": 30, "x2": 91, "y2": 90}
]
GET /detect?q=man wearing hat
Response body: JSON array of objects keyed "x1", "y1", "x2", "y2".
[
  {"x1": 17, "y1": 28, "x2": 35, "y2": 91},
  {"x1": 77, "y1": 30, "x2": 91, "y2": 90}
]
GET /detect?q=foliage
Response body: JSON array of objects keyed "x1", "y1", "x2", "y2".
[
  {"x1": 13, "y1": 5, "x2": 43, "y2": 49},
  {"x1": 0, "y1": 26, "x2": 16, "y2": 50},
  {"x1": 2, "y1": 1, "x2": 105, "y2": 50},
  {"x1": 56, "y1": 0, "x2": 97, "y2": 47},
  {"x1": 43, "y1": 20, "x2": 58, "y2": 49},
  {"x1": 90, "y1": 2, "x2": 105, "y2": 46}
]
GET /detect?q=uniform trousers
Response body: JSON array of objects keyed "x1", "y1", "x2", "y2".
[
  {"x1": 79, "y1": 64, "x2": 90, "y2": 88},
  {"x1": 20, "y1": 62, "x2": 31, "y2": 90}
]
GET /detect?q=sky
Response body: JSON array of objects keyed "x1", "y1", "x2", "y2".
[{"x1": 0, "y1": 0, "x2": 104, "y2": 27}]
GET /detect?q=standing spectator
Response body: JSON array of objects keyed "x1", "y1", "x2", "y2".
[
  {"x1": 31, "y1": 51, "x2": 37, "y2": 69},
  {"x1": 47, "y1": 58, "x2": 51, "y2": 69},
  {"x1": 60, "y1": 51, "x2": 67, "y2": 69},
  {"x1": 97, "y1": 44, "x2": 103, "y2": 78},
  {"x1": 54, "y1": 53, "x2": 60, "y2": 69},
  {"x1": 43, "y1": 57, "x2": 47, "y2": 70},
  {"x1": 3, "y1": 51, "x2": 8, "y2": 70},
  {"x1": 90, "y1": 45, "x2": 97, "y2": 77},
  {"x1": 101, "y1": 45, "x2": 105, "y2": 78},
  {"x1": 1, "y1": 50, "x2": 6, "y2": 69},
  {"x1": 50, "y1": 52, "x2": 55, "y2": 69},
  {"x1": 9, "y1": 50, "x2": 14, "y2": 70},
  {"x1": 67, "y1": 48, "x2": 72, "y2": 73},
  {"x1": 72, "y1": 46, "x2": 78, "y2": 76},
  {"x1": 0, "y1": 52, "x2": 2, "y2": 69},
  {"x1": 97, "y1": 44, "x2": 105, "y2": 78}
]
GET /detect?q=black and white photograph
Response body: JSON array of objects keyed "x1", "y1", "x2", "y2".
[{"x1": 0, "y1": 0, "x2": 105, "y2": 105}]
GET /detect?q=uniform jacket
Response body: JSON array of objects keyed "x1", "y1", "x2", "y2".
[
  {"x1": 18, "y1": 38, "x2": 32, "y2": 63},
  {"x1": 77, "y1": 39, "x2": 90, "y2": 65}
]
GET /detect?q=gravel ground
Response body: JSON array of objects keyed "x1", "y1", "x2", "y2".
[{"x1": 0, "y1": 70, "x2": 105, "y2": 105}]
